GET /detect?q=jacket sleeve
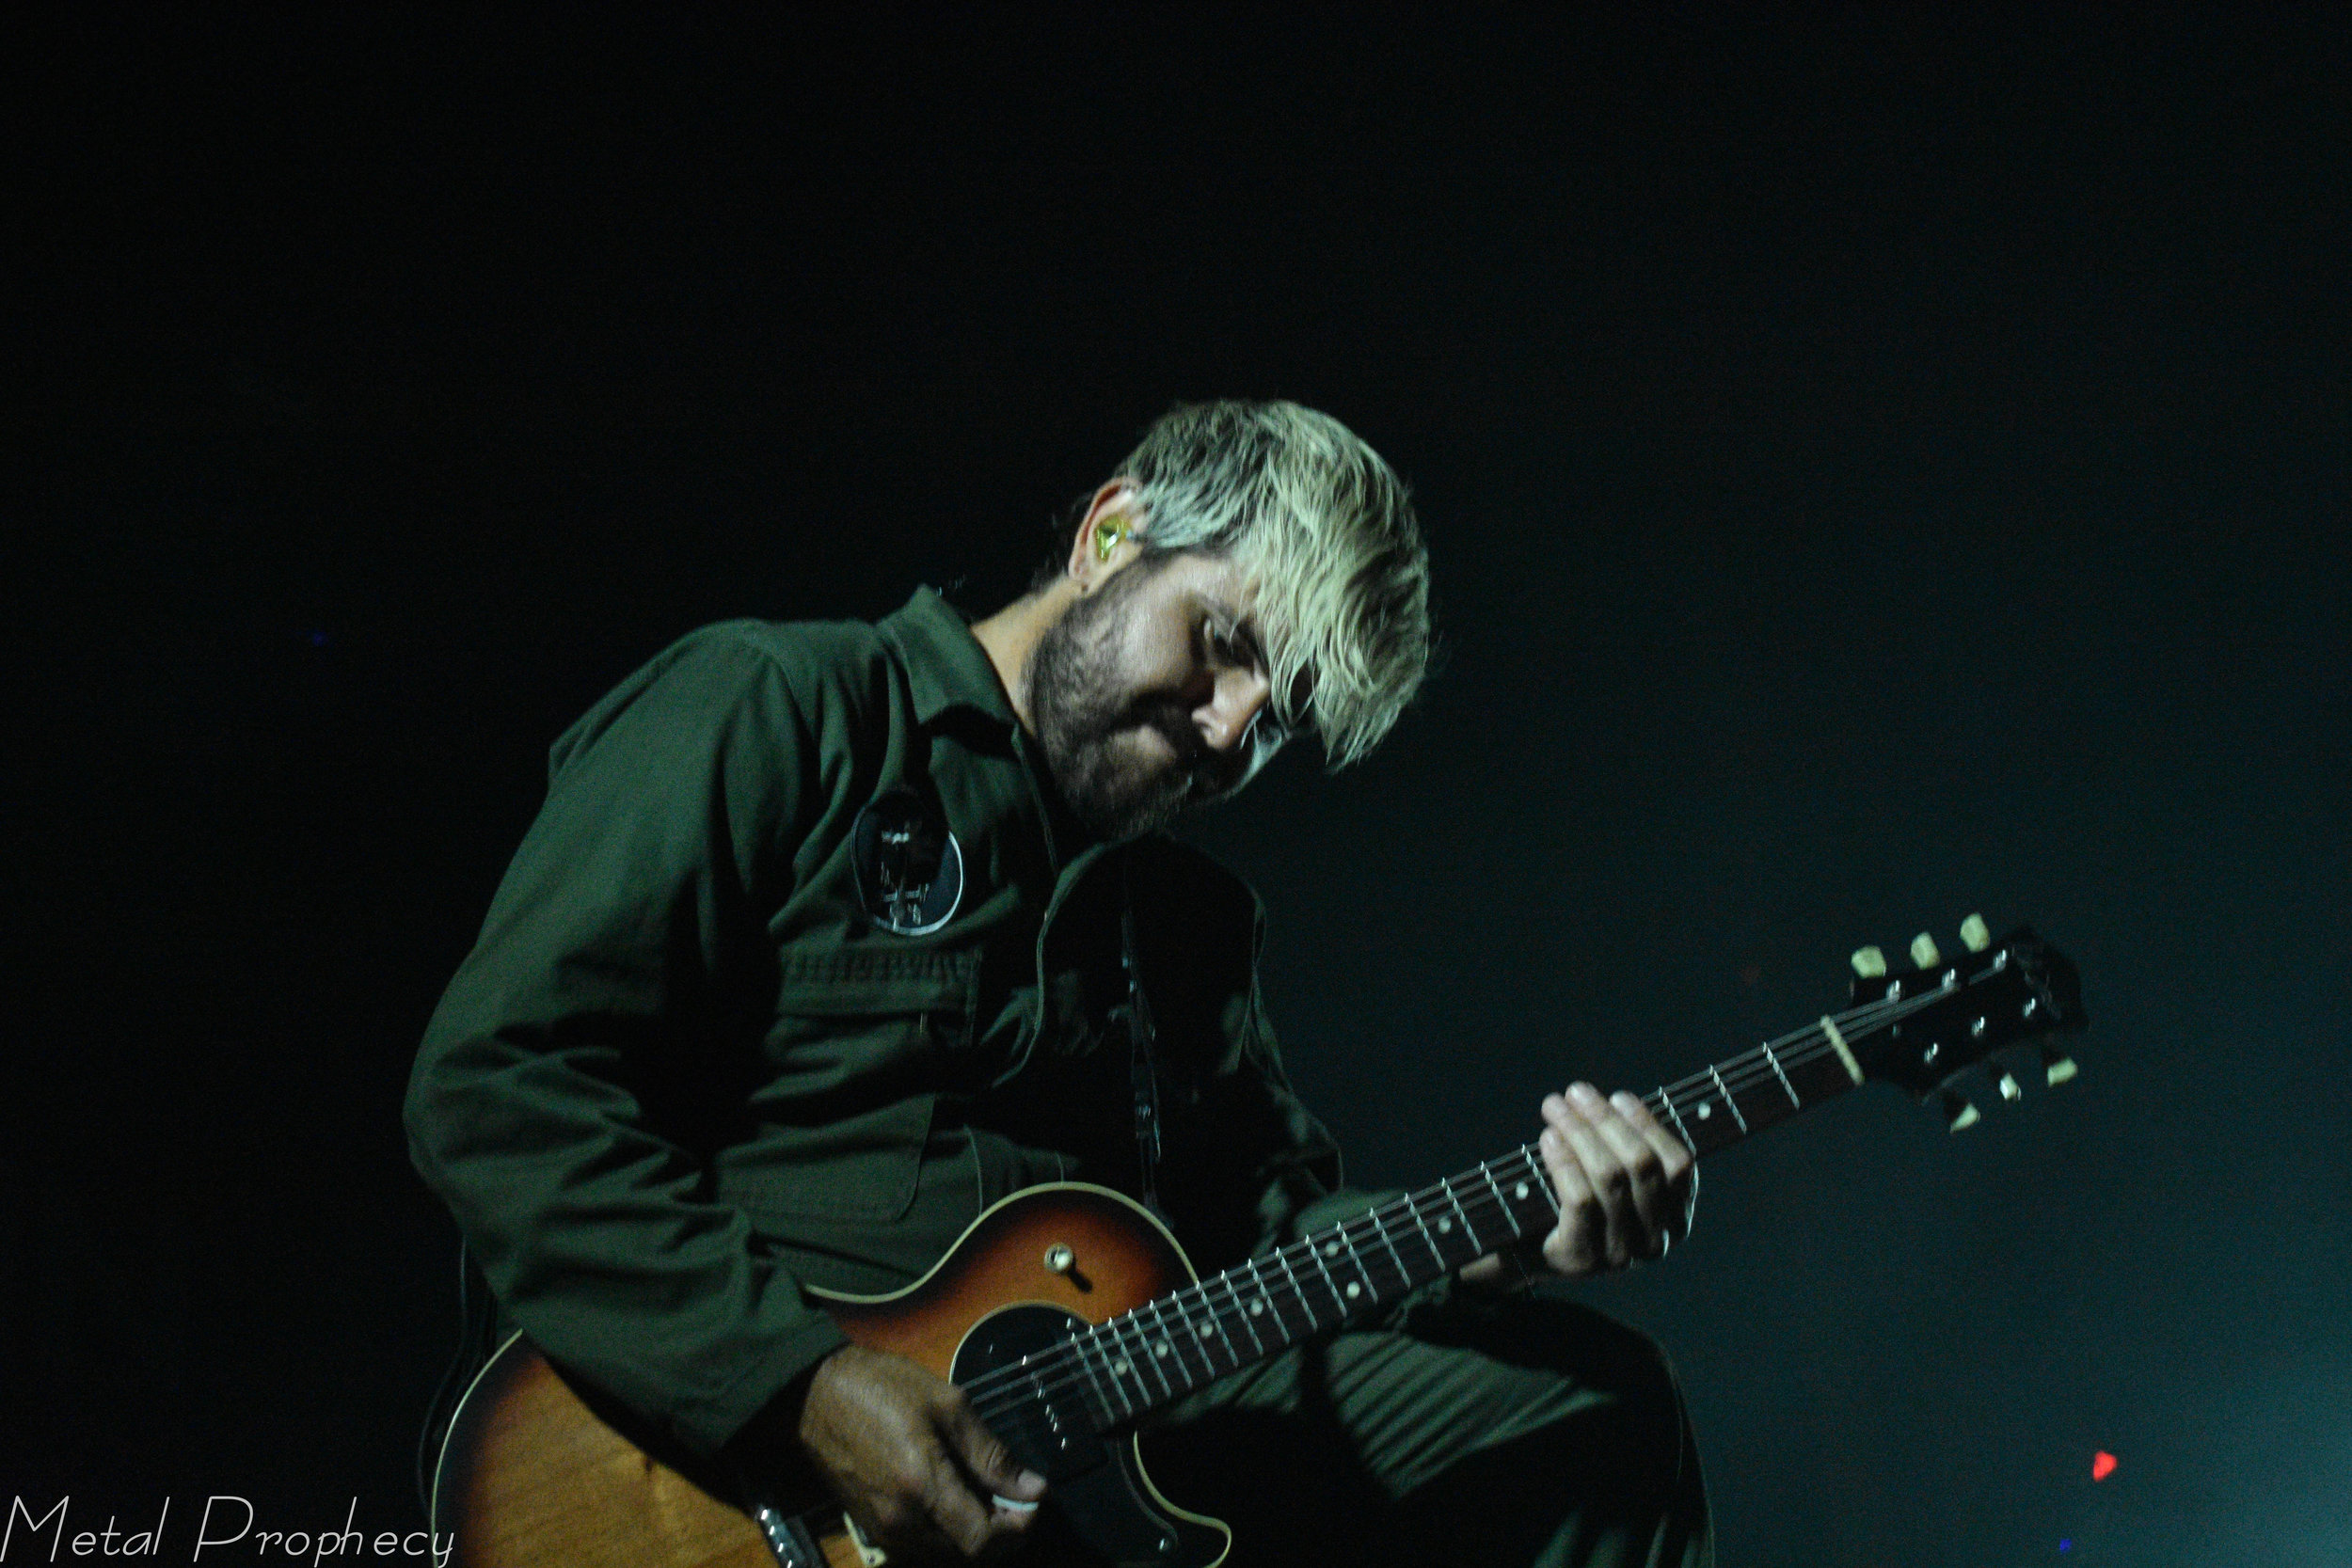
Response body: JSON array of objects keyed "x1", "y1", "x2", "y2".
[{"x1": 405, "y1": 627, "x2": 849, "y2": 1457}]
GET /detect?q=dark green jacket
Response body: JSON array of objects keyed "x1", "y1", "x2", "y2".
[{"x1": 405, "y1": 590, "x2": 1368, "y2": 1457}]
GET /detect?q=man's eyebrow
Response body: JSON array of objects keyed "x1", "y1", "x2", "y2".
[
  {"x1": 1199, "y1": 594, "x2": 1265, "y2": 654},
  {"x1": 1199, "y1": 594, "x2": 1256, "y2": 633}
]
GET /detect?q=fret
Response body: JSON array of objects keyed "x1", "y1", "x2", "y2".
[
  {"x1": 1355, "y1": 1222, "x2": 1383, "y2": 1297},
  {"x1": 1368, "y1": 1207, "x2": 1411, "y2": 1286},
  {"x1": 1321, "y1": 1229, "x2": 1376, "y2": 1311},
  {"x1": 1199, "y1": 1286, "x2": 1242, "y2": 1367},
  {"x1": 1404, "y1": 1193, "x2": 1453, "y2": 1273},
  {"x1": 1656, "y1": 1090, "x2": 1697, "y2": 1154},
  {"x1": 1225, "y1": 1263, "x2": 1267, "y2": 1356},
  {"x1": 1478, "y1": 1164, "x2": 1525, "y2": 1240},
  {"x1": 1708, "y1": 1065, "x2": 1750, "y2": 1133},
  {"x1": 1071, "y1": 1328, "x2": 1122, "y2": 1425},
  {"x1": 1335, "y1": 1221, "x2": 1381, "y2": 1301},
  {"x1": 1149, "y1": 1294, "x2": 1212, "y2": 1388},
  {"x1": 1109, "y1": 1310, "x2": 1168, "y2": 1403},
  {"x1": 1184, "y1": 1294, "x2": 1231, "y2": 1384},
  {"x1": 1518, "y1": 1146, "x2": 1562, "y2": 1220},
  {"x1": 1128, "y1": 1305, "x2": 1174, "y2": 1397},
  {"x1": 1274, "y1": 1243, "x2": 1324, "y2": 1336},
  {"x1": 1237, "y1": 1257, "x2": 1278, "y2": 1342},
  {"x1": 1255, "y1": 1252, "x2": 1298, "y2": 1339},
  {"x1": 1500, "y1": 1153, "x2": 1553, "y2": 1236},
  {"x1": 1125, "y1": 1302, "x2": 1168, "y2": 1395},
  {"x1": 1302, "y1": 1233, "x2": 1350, "y2": 1315},
  {"x1": 1759, "y1": 1040, "x2": 1801, "y2": 1107},
  {"x1": 1440, "y1": 1176, "x2": 1486, "y2": 1255},
  {"x1": 1090, "y1": 1324, "x2": 1126, "y2": 1414},
  {"x1": 1675, "y1": 1082, "x2": 1746, "y2": 1155},
  {"x1": 1105, "y1": 1329, "x2": 1144, "y2": 1420}
]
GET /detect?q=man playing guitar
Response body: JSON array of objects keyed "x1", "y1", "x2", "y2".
[{"x1": 407, "y1": 401, "x2": 1708, "y2": 1565}]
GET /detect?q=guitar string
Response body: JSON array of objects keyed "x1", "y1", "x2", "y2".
[
  {"x1": 961, "y1": 976, "x2": 2013, "y2": 1422},
  {"x1": 963, "y1": 1141, "x2": 1625, "y2": 1431},
  {"x1": 971, "y1": 1132, "x2": 1742, "y2": 1430},
  {"x1": 964, "y1": 985, "x2": 1977, "y2": 1428},
  {"x1": 963, "y1": 1169, "x2": 1543, "y2": 1429},
  {"x1": 961, "y1": 978, "x2": 1996, "y2": 1423},
  {"x1": 1623, "y1": 963, "x2": 2014, "y2": 1119},
  {"x1": 1634, "y1": 968, "x2": 1984, "y2": 1106}
]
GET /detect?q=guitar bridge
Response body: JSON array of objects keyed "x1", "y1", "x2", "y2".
[{"x1": 749, "y1": 1503, "x2": 830, "y2": 1568}]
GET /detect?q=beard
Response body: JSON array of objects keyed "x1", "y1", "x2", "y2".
[{"x1": 1026, "y1": 565, "x2": 1236, "y2": 841}]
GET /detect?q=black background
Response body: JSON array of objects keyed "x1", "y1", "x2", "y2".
[{"x1": 10, "y1": 9, "x2": 2349, "y2": 1563}]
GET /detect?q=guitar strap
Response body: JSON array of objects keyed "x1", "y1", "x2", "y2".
[{"x1": 1120, "y1": 848, "x2": 1168, "y2": 1222}]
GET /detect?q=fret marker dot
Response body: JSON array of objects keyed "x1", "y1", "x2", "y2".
[
  {"x1": 1344, "y1": 1281, "x2": 1361, "y2": 1299},
  {"x1": 1324, "y1": 1243, "x2": 1340, "y2": 1257},
  {"x1": 1155, "y1": 1341, "x2": 1170, "y2": 1357},
  {"x1": 1197, "y1": 1321, "x2": 1213, "y2": 1338},
  {"x1": 1438, "y1": 1218, "x2": 1453, "y2": 1233},
  {"x1": 1696, "y1": 1101, "x2": 1711, "y2": 1119},
  {"x1": 1249, "y1": 1300, "x2": 1265, "y2": 1315},
  {"x1": 1514, "y1": 1181, "x2": 1531, "y2": 1200},
  {"x1": 1112, "y1": 1359, "x2": 1130, "y2": 1376}
]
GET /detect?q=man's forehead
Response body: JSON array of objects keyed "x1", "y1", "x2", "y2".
[{"x1": 1159, "y1": 550, "x2": 1263, "y2": 621}]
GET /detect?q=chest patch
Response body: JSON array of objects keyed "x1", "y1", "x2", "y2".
[{"x1": 851, "y1": 787, "x2": 964, "y2": 935}]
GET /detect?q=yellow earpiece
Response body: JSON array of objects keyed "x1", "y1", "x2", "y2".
[{"x1": 1094, "y1": 515, "x2": 1127, "y2": 562}]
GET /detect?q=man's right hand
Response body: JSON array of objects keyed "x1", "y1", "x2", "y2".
[{"x1": 797, "y1": 1343, "x2": 1048, "y2": 1561}]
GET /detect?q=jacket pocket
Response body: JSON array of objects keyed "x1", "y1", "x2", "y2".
[
  {"x1": 739, "y1": 946, "x2": 981, "y2": 1222},
  {"x1": 730, "y1": 1090, "x2": 940, "y2": 1224},
  {"x1": 772, "y1": 946, "x2": 980, "y2": 1051}
]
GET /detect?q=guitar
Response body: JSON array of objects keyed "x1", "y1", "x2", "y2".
[{"x1": 430, "y1": 916, "x2": 2086, "y2": 1567}]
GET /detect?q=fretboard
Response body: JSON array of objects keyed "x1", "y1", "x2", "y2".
[{"x1": 1033, "y1": 1003, "x2": 1890, "y2": 1429}]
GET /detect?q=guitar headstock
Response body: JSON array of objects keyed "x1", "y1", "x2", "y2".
[{"x1": 1842, "y1": 915, "x2": 2088, "y2": 1131}]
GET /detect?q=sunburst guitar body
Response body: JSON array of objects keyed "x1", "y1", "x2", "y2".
[{"x1": 431, "y1": 1183, "x2": 1232, "y2": 1568}]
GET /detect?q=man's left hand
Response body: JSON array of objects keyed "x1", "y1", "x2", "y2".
[{"x1": 1464, "y1": 1082, "x2": 1696, "y2": 1286}]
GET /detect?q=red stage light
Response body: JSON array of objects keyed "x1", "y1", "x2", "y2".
[{"x1": 2091, "y1": 1450, "x2": 2118, "y2": 1481}]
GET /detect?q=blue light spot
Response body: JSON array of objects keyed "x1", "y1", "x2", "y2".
[
  {"x1": 2059, "y1": 1541, "x2": 2072, "y2": 1553},
  {"x1": 309, "y1": 630, "x2": 328, "y2": 647}
]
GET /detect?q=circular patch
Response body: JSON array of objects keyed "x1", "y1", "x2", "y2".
[{"x1": 851, "y1": 787, "x2": 964, "y2": 936}]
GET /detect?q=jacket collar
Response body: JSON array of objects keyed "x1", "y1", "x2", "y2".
[{"x1": 878, "y1": 586, "x2": 1021, "y2": 729}]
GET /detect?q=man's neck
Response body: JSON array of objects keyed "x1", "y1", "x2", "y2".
[{"x1": 969, "y1": 581, "x2": 1077, "y2": 736}]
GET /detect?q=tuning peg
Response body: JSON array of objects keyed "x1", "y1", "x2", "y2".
[
  {"x1": 1911, "y1": 931, "x2": 1942, "y2": 968},
  {"x1": 1940, "y1": 1088, "x2": 1981, "y2": 1132},
  {"x1": 1959, "y1": 913, "x2": 1991, "y2": 953},
  {"x1": 1994, "y1": 1069, "x2": 2022, "y2": 1102},
  {"x1": 2041, "y1": 1043, "x2": 2079, "y2": 1085},
  {"x1": 1851, "y1": 944, "x2": 1887, "y2": 978}
]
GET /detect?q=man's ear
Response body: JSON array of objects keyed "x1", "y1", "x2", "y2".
[{"x1": 1067, "y1": 480, "x2": 1144, "y2": 591}]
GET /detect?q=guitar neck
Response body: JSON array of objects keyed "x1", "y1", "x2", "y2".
[{"x1": 1058, "y1": 1008, "x2": 1879, "y2": 1427}]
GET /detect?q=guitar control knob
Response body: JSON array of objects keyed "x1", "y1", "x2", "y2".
[
  {"x1": 1994, "y1": 1070, "x2": 2022, "y2": 1103},
  {"x1": 2041, "y1": 1043, "x2": 2080, "y2": 1085},
  {"x1": 1851, "y1": 945, "x2": 1887, "y2": 979},
  {"x1": 1940, "y1": 1088, "x2": 1981, "y2": 1132},
  {"x1": 1911, "y1": 932, "x2": 1942, "y2": 969},
  {"x1": 1043, "y1": 1243, "x2": 1076, "y2": 1275},
  {"x1": 1959, "y1": 913, "x2": 1992, "y2": 953}
]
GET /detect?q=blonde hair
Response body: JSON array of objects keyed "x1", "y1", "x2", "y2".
[{"x1": 1119, "y1": 401, "x2": 1431, "y2": 768}]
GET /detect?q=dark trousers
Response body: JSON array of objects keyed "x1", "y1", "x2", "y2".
[{"x1": 1141, "y1": 1292, "x2": 1711, "y2": 1567}]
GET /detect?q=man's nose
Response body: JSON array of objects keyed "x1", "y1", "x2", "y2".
[{"x1": 1196, "y1": 667, "x2": 1272, "y2": 752}]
